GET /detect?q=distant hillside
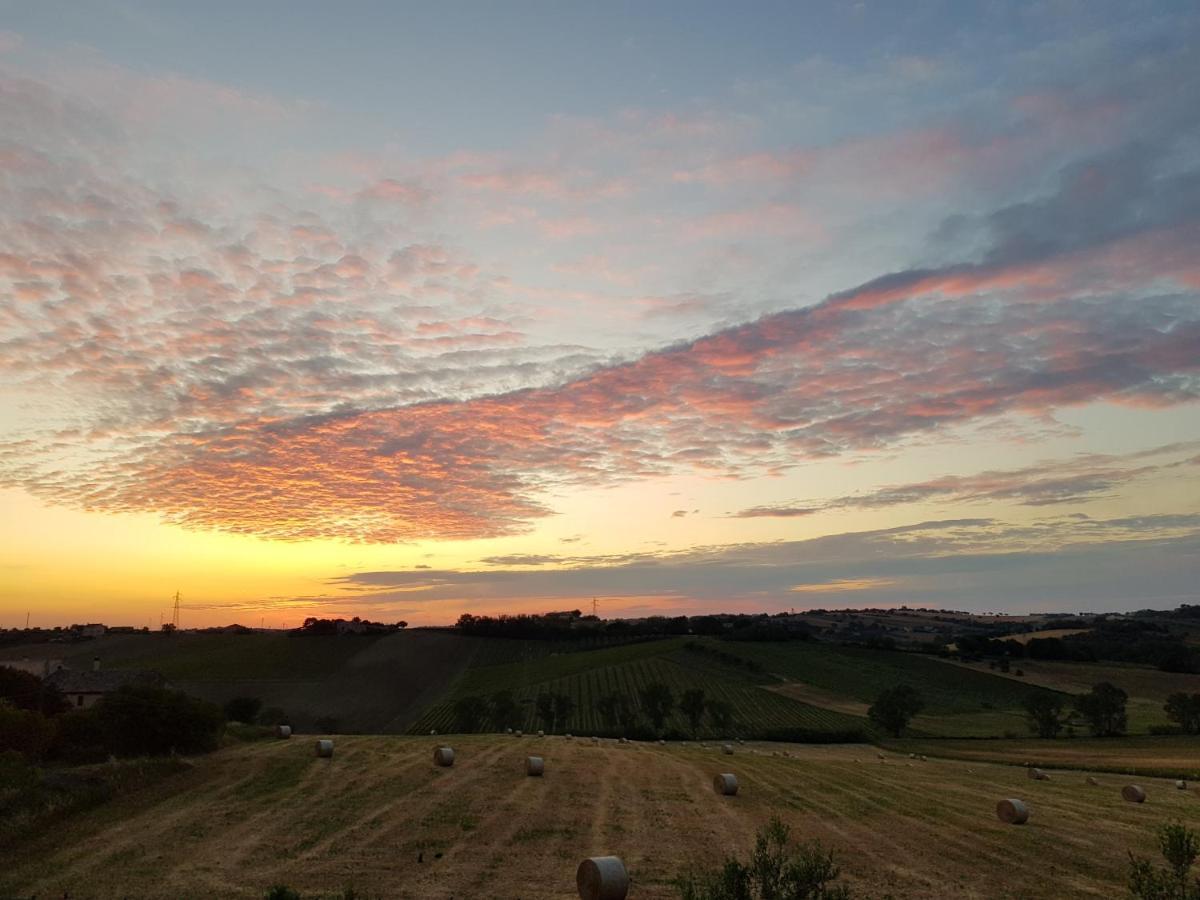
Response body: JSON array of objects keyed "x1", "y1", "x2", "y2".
[
  {"x1": 409, "y1": 635, "x2": 1065, "y2": 740},
  {"x1": 1, "y1": 629, "x2": 1075, "y2": 739},
  {"x1": 0, "y1": 630, "x2": 477, "y2": 733}
]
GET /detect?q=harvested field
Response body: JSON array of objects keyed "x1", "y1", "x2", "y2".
[{"x1": 2, "y1": 736, "x2": 1194, "y2": 898}]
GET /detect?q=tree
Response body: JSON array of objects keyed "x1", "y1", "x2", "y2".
[
  {"x1": 674, "y1": 817, "x2": 852, "y2": 900},
  {"x1": 536, "y1": 693, "x2": 556, "y2": 731},
  {"x1": 1023, "y1": 692, "x2": 1065, "y2": 739},
  {"x1": 867, "y1": 685, "x2": 924, "y2": 738},
  {"x1": 639, "y1": 682, "x2": 675, "y2": 734},
  {"x1": 597, "y1": 693, "x2": 622, "y2": 731},
  {"x1": 597, "y1": 692, "x2": 639, "y2": 735},
  {"x1": 0, "y1": 666, "x2": 67, "y2": 716},
  {"x1": 705, "y1": 698, "x2": 735, "y2": 734},
  {"x1": 1165, "y1": 693, "x2": 1200, "y2": 735},
  {"x1": 1074, "y1": 682, "x2": 1128, "y2": 736},
  {"x1": 681, "y1": 688, "x2": 707, "y2": 737},
  {"x1": 1129, "y1": 822, "x2": 1200, "y2": 900},
  {"x1": 452, "y1": 695, "x2": 489, "y2": 732},
  {"x1": 553, "y1": 692, "x2": 574, "y2": 733},
  {"x1": 224, "y1": 696, "x2": 262, "y2": 724},
  {"x1": 96, "y1": 685, "x2": 225, "y2": 756},
  {"x1": 490, "y1": 689, "x2": 519, "y2": 731}
]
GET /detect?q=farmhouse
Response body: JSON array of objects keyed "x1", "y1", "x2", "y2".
[{"x1": 45, "y1": 657, "x2": 167, "y2": 709}]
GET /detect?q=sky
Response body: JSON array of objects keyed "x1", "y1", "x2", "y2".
[{"x1": 1, "y1": 1, "x2": 1198, "y2": 628}]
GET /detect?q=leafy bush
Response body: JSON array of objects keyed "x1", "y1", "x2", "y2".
[
  {"x1": 0, "y1": 666, "x2": 68, "y2": 715},
  {"x1": 675, "y1": 817, "x2": 852, "y2": 899},
  {"x1": 224, "y1": 696, "x2": 262, "y2": 724},
  {"x1": 0, "y1": 704, "x2": 56, "y2": 758},
  {"x1": 1129, "y1": 822, "x2": 1200, "y2": 899},
  {"x1": 96, "y1": 685, "x2": 225, "y2": 756}
]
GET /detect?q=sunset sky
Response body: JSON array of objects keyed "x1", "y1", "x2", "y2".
[{"x1": 1, "y1": 1, "x2": 1198, "y2": 628}]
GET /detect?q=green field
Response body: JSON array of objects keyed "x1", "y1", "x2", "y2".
[
  {"x1": 406, "y1": 636, "x2": 1069, "y2": 740},
  {"x1": 945, "y1": 657, "x2": 1200, "y2": 734},
  {"x1": 412, "y1": 639, "x2": 868, "y2": 739}
]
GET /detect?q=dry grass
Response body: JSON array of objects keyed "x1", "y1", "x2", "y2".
[{"x1": 3, "y1": 736, "x2": 1196, "y2": 898}]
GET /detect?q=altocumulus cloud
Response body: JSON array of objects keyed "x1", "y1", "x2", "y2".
[{"x1": 0, "y1": 34, "x2": 1199, "y2": 544}]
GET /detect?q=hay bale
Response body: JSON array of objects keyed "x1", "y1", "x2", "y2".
[
  {"x1": 1028, "y1": 767, "x2": 1049, "y2": 781},
  {"x1": 538, "y1": 729, "x2": 545, "y2": 737},
  {"x1": 658, "y1": 739, "x2": 666, "y2": 745},
  {"x1": 920, "y1": 755, "x2": 928, "y2": 762},
  {"x1": 1176, "y1": 779, "x2": 1187, "y2": 791},
  {"x1": 315, "y1": 739, "x2": 334, "y2": 758},
  {"x1": 1123, "y1": 784, "x2": 1146, "y2": 803},
  {"x1": 909, "y1": 753, "x2": 916, "y2": 759},
  {"x1": 996, "y1": 798, "x2": 1029, "y2": 825},
  {"x1": 430, "y1": 729, "x2": 437, "y2": 735},
  {"x1": 433, "y1": 746, "x2": 455, "y2": 767},
  {"x1": 1086, "y1": 776, "x2": 1099, "y2": 785},
  {"x1": 619, "y1": 737, "x2": 628, "y2": 744},
  {"x1": 515, "y1": 730, "x2": 523, "y2": 737},
  {"x1": 506, "y1": 727, "x2": 513, "y2": 734},
  {"x1": 565, "y1": 733, "x2": 573, "y2": 739},
  {"x1": 576, "y1": 855, "x2": 629, "y2": 900},
  {"x1": 878, "y1": 752, "x2": 886, "y2": 760},
  {"x1": 713, "y1": 773, "x2": 739, "y2": 796},
  {"x1": 722, "y1": 744, "x2": 734, "y2": 755},
  {"x1": 276, "y1": 725, "x2": 292, "y2": 739},
  {"x1": 526, "y1": 755, "x2": 544, "y2": 776}
]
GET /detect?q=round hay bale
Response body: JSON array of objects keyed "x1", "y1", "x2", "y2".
[
  {"x1": 722, "y1": 744, "x2": 734, "y2": 755},
  {"x1": 1176, "y1": 779, "x2": 1187, "y2": 791},
  {"x1": 996, "y1": 798, "x2": 1029, "y2": 825},
  {"x1": 1122, "y1": 784, "x2": 1146, "y2": 803},
  {"x1": 658, "y1": 739, "x2": 666, "y2": 745},
  {"x1": 433, "y1": 746, "x2": 455, "y2": 767},
  {"x1": 1086, "y1": 776, "x2": 1099, "y2": 786},
  {"x1": 713, "y1": 773, "x2": 738, "y2": 796},
  {"x1": 526, "y1": 755, "x2": 544, "y2": 776},
  {"x1": 315, "y1": 739, "x2": 334, "y2": 758},
  {"x1": 576, "y1": 855, "x2": 629, "y2": 900},
  {"x1": 619, "y1": 737, "x2": 628, "y2": 744},
  {"x1": 515, "y1": 729, "x2": 523, "y2": 737},
  {"x1": 506, "y1": 727, "x2": 513, "y2": 734},
  {"x1": 878, "y1": 752, "x2": 886, "y2": 760},
  {"x1": 909, "y1": 753, "x2": 916, "y2": 759},
  {"x1": 920, "y1": 755, "x2": 928, "y2": 762},
  {"x1": 430, "y1": 729, "x2": 437, "y2": 736},
  {"x1": 276, "y1": 725, "x2": 292, "y2": 739},
  {"x1": 1028, "y1": 767, "x2": 1049, "y2": 781},
  {"x1": 565, "y1": 733, "x2": 573, "y2": 739},
  {"x1": 538, "y1": 729, "x2": 545, "y2": 737}
]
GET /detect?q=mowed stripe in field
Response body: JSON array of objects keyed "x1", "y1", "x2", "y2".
[{"x1": 2, "y1": 737, "x2": 1194, "y2": 899}]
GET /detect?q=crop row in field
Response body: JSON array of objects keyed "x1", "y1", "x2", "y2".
[{"x1": 411, "y1": 650, "x2": 867, "y2": 739}]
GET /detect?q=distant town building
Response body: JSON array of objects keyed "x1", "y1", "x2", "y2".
[{"x1": 45, "y1": 657, "x2": 167, "y2": 709}]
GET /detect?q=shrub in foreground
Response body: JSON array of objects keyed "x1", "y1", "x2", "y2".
[
  {"x1": 1129, "y1": 822, "x2": 1200, "y2": 899},
  {"x1": 675, "y1": 817, "x2": 853, "y2": 899}
]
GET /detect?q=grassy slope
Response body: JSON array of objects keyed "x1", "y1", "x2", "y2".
[
  {"x1": 941, "y1": 657, "x2": 1200, "y2": 734},
  {"x1": 3, "y1": 734, "x2": 1194, "y2": 899},
  {"x1": 0, "y1": 631, "x2": 479, "y2": 733},
  {"x1": 703, "y1": 640, "x2": 1065, "y2": 737},
  {"x1": 411, "y1": 637, "x2": 868, "y2": 738}
]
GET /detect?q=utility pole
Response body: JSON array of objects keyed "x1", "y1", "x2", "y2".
[
  {"x1": 592, "y1": 597, "x2": 599, "y2": 618},
  {"x1": 25, "y1": 611, "x2": 30, "y2": 630},
  {"x1": 172, "y1": 590, "x2": 181, "y2": 629}
]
